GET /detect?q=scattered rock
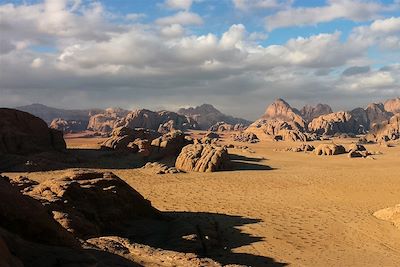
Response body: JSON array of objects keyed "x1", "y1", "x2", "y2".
[
  {"x1": 232, "y1": 132, "x2": 259, "y2": 143},
  {"x1": 175, "y1": 144, "x2": 231, "y2": 172},
  {"x1": 315, "y1": 144, "x2": 346, "y2": 156},
  {"x1": 142, "y1": 162, "x2": 180, "y2": 174}
]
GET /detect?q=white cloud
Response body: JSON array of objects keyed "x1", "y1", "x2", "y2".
[
  {"x1": 265, "y1": 0, "x2": 395, "y2": 31},
  {"x1": 156, "y1": 11, "x2": 203, "y2": 26},
  {"x1": 165, "y1": 0, "x2": 193, "y2": 10},
  {"x1": 232, "y1": 0, "x2": 291, "y2": 11}
]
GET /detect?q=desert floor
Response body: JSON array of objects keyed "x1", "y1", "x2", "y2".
[{"x1": 4, "y1": 135, "x2": 400, "y2": 266}]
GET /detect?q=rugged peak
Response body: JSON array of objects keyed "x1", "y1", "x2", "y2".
[
  {"x1": 384, "y1": 97, "x2": 400, "y2": 114},
  {"x1": 178, "y1": 104, "x2": 222, "y2": 116},
  {"x1": 300, "y1": 103, "x2": 333, "y2": 122}
]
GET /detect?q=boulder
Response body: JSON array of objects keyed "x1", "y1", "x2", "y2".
[
  {"x1": 315, "y1": 144, "x2": 346, "y2": 156},
  {"x1": 175, "y1": 144, "x2": 231, "y2": 172},
  {"x1": 0, "y1": 108, "x2": 66, "y2": 155},
  {"x1": 286, "y1": 143, "x2": 315, "y2": 152},
  {"x1": 142, "y1": 162, "x2": 180, "y2": 174},
  {"x1": 348, "y1": 143, "x2": 367, "y2": 152},
  {"x1": 151, "y1": 130, "x2": 192, "y2": 158},
  {"x1": 25, "y1": 170, "x2": 161, "y2": 239}
]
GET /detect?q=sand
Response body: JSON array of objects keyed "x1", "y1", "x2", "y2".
[{"x1": 4, "y1": 135, "x2": 400, "y2": 266}]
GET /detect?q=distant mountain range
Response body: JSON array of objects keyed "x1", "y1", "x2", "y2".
[{"x1": 16, "y1": 104, "x2": 104, "y2": 124}]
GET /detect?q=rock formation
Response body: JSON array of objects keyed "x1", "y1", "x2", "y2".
[
  {"x1": 114, "y1": 109, "x2": 198, "y2": 133},
  {"x1": 101, "y1": 127, "x2": 160, "y2": 152},
  {"x1": 0, "y1": 108, "x2": 66, "y2": 155},
  {"x1": 368, "y1": 113, "x2": 400, "y2": 142},
  {"x1": 232, "y1": 132, "x2": 259, "y2": 143},
  {"x1": 208, "y1": 122, "x2": 247, "y2": 132},
  {"x1": 178, "y1": 104, "x2": 250, "y2": 130},
  {"x1": 87, "y1": 107, "x2": 129, "y2": 134},
  {"x1": 175, "y1": 144, "x2": 231, "y2": 172},
  {"x1": 384, "y1": 97, "x2": 400, "y2": 114},
  {"x1": 23, "y1": 170, "x2": 160, "y2": 239},
  {"x1": 50, "y1": 118, "x2": 88, "y2": 133},
  {"x1": 314, "y1": 144, "x2": 346, "y2": 156},
  {"x1": 246, "y1": 99, "x2": 309, "y2": 141},
  {"x1": 308, "y1": 111, "x2": 361, "y2": 136},
  {"x1": 151, "y1": 130, "x2": 192, "y2": 158},
  {"x1": 16, "y1": 103, "x2": 103, "y2": 124},
  {"x1": 300, "y1": 104, "x2": 332, "y2": 122}
]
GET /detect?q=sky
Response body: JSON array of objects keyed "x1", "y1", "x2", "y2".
[{"x1": 0, "y1": 0, "x2": 399, "y2": 119}]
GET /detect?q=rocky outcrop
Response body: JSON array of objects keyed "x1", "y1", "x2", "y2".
[
  {"x1": 151, "y1": 130, "x2": 192, "y2": 158},
  {"x1": 232, "y1": 132, "x2": 259, "y2": 143},
  {"x1": 0, "y1": 108, "x2": 66, "y2": 155},
  {"x1": 315, "y1": 144, "x2": 346, "y2": 156},
  {"x1": 285, "y1": 143, "x2": 315, "y2": 152},
  {"x1": 308, "y1": 111, "x2": 362, "y2": 136},
  {"x1": 175, "y1": 144, "x2": 231, "y2": 172},
  {"x1": 87, "y1": 107, "x2": 129, "y2": 134},
  {"x1": 25, "y1": 170, "x2": 160, "y2": 239},
  {"x1": 208, "y1": 122, "x2": 247, "y2": 132},
  {"x1": 368, "y1": 113, "x2": 400, "y2": 142},
  {"x1": 300, "y1": 104, "x2": 332, "y2": 122},
  {"x1": 246, "y1": 99, "x2": 309, "y2": 141},
  {"x1": 178, "y1": 104, "x2": 250, "y2": 130},
  {"x1": 115, "y1": 109, "x2": 198, "y2": 133},
  {"x1": 384, "y1": 97, "x2": 400, "y2": 114},
  {"x1": 50, "y1": 118, "x2": 88, "y2": 133},
  {"x1": 101, "y1": 127, "x2": 160, "y2": 152},
  {"x1": 0, "y1": 176, "x2": 78, "y2": 247}
]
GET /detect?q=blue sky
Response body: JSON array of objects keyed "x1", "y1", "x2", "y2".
[{"x1": 0, "y1": 0, "x2": 399, "y2": 118}]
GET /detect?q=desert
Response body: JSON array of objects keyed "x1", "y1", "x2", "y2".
[
  {"x1": 1, "y1": 97, "x2": 400, "y2": 267},
  {"x1": 1, "y1": 1, "x2": 400, "y2": 266}
]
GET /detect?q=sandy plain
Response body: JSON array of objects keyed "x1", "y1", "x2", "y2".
[{"x1": 4, "y1": 133, "x2": 400, "y2": 266}]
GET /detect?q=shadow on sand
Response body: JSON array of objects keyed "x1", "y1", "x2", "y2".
[
  {"x1": 117, "y1": 212, "x2": 287, "y2": 267},
  {"x1": 229, "y1": 154, "x2": 275, "y2": 171}
]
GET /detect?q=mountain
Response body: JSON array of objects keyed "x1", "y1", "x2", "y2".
[
  {"x1": 384, "y1": 97, "x2": 400, "y2": 114},
  {"x1": 177, "y1": 104, "x2": 251, "y2": 130},
  {"x1": 300, "y1": 104, "x2": 333, "y2": 122},
  {"x1": 15, "y1": 104, "x2": 104, "y2": 124}
]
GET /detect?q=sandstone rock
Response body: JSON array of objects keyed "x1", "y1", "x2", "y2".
[
  {"x1": 87, "y1": 108, "x2": 129, "y2": 134},
  {"x1": 175, "y1": 144, "x2": 231, "y2": 172},
  {"x1": 315, "y1": 144, "x2": 346, "y2": 156},
  {"x1": 151, "y1": 130, "x2": 192, "y2": 158},
  {"x1": 300, "y1": 104, "x2": 332, "y2": 122},
  {"x1": 309, "y1": 111, "x2": 361, "y2": 136},
  {"x1": 246, "y1": 99, "x2": 308, "y2": 141},
  {"x1": 0, "y1": 108, "x2": 66, "y2": 155},
  {"x1": 178, "y1": 104, "x2": 250, "y2": 130},
  {"x1": 208, "y1": 122, "x2": 247, "y2": 132},
  {"x1": 0, "y1": 176, "x2": 77, "y2": 247},
  {"x1": 348, "y1": 143, "x2": 367, "y2": 152},
  {"x1": 205, "y1": 132, "x2": 220, "y2": 139},
  {"x1": 286, "y1": 143, "x2": 315, "y2": 152},
  {"x1": 101, "y1": 127, "x2": 159, "y2": 152},
  {"x1": 115, "y1": 109, "x2": 198, "y2": 133},
  {"x1": 142, "y1": 162, "x2": 180, "y2": 174},
  {"x1": 25, "y1": 170, "x2": 161, "y2": 239},
  {"x1": 384, "y1": 97, "x2": 400, "y2": 114},
  {"x1": 232, "y1": 132, "x2": 259, "y2": 143},
  {"x1": 50, "y1": 118, "x2": 88, "y2": 133}
]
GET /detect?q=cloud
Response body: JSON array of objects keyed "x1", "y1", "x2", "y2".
[
  {"x1": 0, "y1": 1, "x2": 399, "y2": 118},
  {"x1": 342, "y1": 66, "x2": 370, "y2": 76},
  {"x1": 265, "y1": 0, "x2": 396, "y2": 31},
  {"x1": 156, "y1": 11, "x2": 203, "y2": 26},
  {"x1": 232, "y1": 0, "x2": 291, "y2": 11},
  {"x1": 164, "y1": 0, "x2": 193, "y2": 10}
]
